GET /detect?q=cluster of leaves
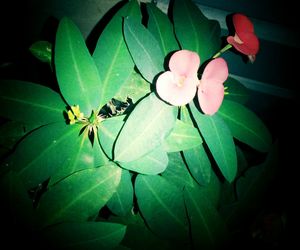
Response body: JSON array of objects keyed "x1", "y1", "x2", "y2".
[{"x1": 0, "y1": 0, "x2": 275, "y2": 249}]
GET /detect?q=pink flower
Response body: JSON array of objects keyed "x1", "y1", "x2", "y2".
[
  {"x1": 227, "y1": 13, "x2": 259, "y2": 57},
  {"x1": 156, "y1": 50, "x2": 228, "y2": 115},
  {"x1": 156, "y1": 50, "x2": 199, "y2": 106},
  {"x1": 198, "y1": 58, "x2": 228, "y2": 115}
]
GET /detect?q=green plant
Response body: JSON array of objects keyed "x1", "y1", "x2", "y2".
[{"x1": 0, "y1": 0, "x2": 277, "y2": 249}]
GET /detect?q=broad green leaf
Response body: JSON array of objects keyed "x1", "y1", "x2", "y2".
[
  {"x1": 107, "y1": 169, "x2": 133, "y2": 216},
  {"x1": 0, "y1": 171, "x2": 34, "y2": 226},
  {"x1": 236, "y1": 146, "x2": 248, "y2": 177},
  {"x1": 0, "y1": 121, "x2": 37, "y2": 149},
  {"x1": 93, "y1": 0, "x2": 141, "y2": 109},
  {"x1": 119, "y1": 146, "x2": 168, "y2": 175},
  {"x1": 93, "y1": 139, "x2": 110, "y2": 167},
  {"x1": 183, "y1": 146, "x2": 212, "y2": 186},
  {"x1": 37, "y1": 163, "x2": 121, "y2": 227},
  {"x1": 224, "y1": 77, "x2": 249, "y2": 104},
  {"x1": 147, "y1": 3, "x2": 179, "y2": 56},
  {"x1": 220, "y1": 143, "x2": 279, "y2": 228},
  {"x1": 48, "y1": 129, "x2": 98, "y2": 186},
  {"x1": 124, "y1": 17, "x2": 164, "y2": 83},
  {"x1": 110, "y1": 213, "x2": 172, "y2": 250},
  {"x1": 197, "y1": 170, "x2": 222, "y2": 207},
  {"x1": 0, "y1": 80, "x2": 65, "y2": 125},
  {"x1": 162, "y1": 119, "x2": 202, "y2": 152},
  {"x1": 3, "y1": 123, "x2": 92, "y2": 189},
  {"x1": 218, "y1": 100, "x2": 272, "y2": 152},
  {"x1": 41, "y1": 221, "x2": 126, "y2": 249},
  {"x1": 114, "y1": 93, "x2": 177, "y2": 162},
  {"x1": 98, "y1": 115, "x2": 125, "y2": 160},
  {"x1": 173, "y1": 0, "x2": 221, "y2": 64},
  {"x1": 180, "y1": 106, "x2": 211, "y2": 185},
  {"x1": 236, "y1": 143, "x2": 279, "y2": 201},
  {"x1": 114, "y1": 71, "x2": 150, "y2": 103},
  {"x1": 135, "y1": 174, "x2": 189, "y2": 241},
  {"x1": 162, "y1": 152, "x2": 195, "y2": 190},
  {"x1": 184, "y1": 185, "x2": 228, "y2": 249},
  {"x1": 29, "y1": 40, "x2": 52, "y2": 63},
  {"x1": 55, "y1": 17, "x2": 102, "y2": 115},
  {"x1": 190, "y1": 102, "x2": 237, "y2": 183}
]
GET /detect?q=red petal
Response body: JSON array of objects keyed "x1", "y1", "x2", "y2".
[
  {"x1": 227, "y1": 32, "x2": 259, "y2": 55},
  {"x1": 233, "y1": 13, "x2": 254, "y2": 34},
  {"x1": 169, "y1": 50, "x2": 200, "y2": 77},
  {"x1": 156, "y1": 71, "x2": 197, "y2": 106}
]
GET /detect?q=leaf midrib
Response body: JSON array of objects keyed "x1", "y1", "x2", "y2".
[
  {"x1": 218, "y1": 109, "x2": 268, "y2": 148},
  {"x1": 115, "y1": 103, "x2": 169, "y2": 161},
  {"x1": 186, "y1": 189, "x2": 215, "y2": 245},
  {"x1": 1, "y1": 96, "x2": 63, "y2": 113},
  {"x1": 125, "y1": 19, "x2": 159, "y2": 79},
  {"x1": 47, "y1": 167, "x2": 119, "y2": 224},
  {"x1": 142, "y1": 176, "x2": 187, "y2": 230}
]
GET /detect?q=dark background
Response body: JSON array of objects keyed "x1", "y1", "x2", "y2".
[{"x1": 0, "y1": 0, "x2": 298, "y2": 248}]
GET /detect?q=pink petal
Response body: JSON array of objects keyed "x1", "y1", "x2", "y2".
[
  {"x1": 169, "y1": 50, "x2": 200, "y2": 77},
  {"x1": 156, "y1": 71, "x2": 197, "y2": 106},
  {"x1": 198, "y1": 83, "x2": 224, "y2": 115},
  {"x1": 201, "y1": 58, "x2": 228, "y2": 85},
  {"x1": 233, "y1": 13, "x2": 254, "y2": 34},
  {"x1": 198, "y1": 58, "x2": 228, "y2": 115}
]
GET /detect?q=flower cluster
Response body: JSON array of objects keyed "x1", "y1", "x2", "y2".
[
  {"x1": 156, "y1": 50, "x2": 228, "y2": 115},
  {"x1": 156, "y1": 13, "x2": 259, "y2": 114}
]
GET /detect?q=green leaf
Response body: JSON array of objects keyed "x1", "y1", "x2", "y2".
[
  {"x1": 162, "y1": 119, "x2": 202, "y2": 152},
  {"x1": 220, "y1": 143, "x2": 279, "y2": 228},
  {"x1": 184, "y1": 185, "x2": 228, "y2": 249},
  {"x1": 0, "y1": 121, "x2": 37, "y2": 149},
  {"x1": 37, "y1": 163, "x2": 121, "y2": 227},
  {"x1": 218, "y1": 100, "x2": 272, "y2": 152},
  {"x1": 119, "y1": 146, "x2": 168, "y2": 175},
  {"x1": 147, "y1": 3, "x2": 179, "y2": 56},
  {"x1": 41, "y1": 221, "x2": 126, "y2": 249},
  {"x1": 114, "y1": 71, "x2": 150, "y2": 103},
  {"x1": 48, "y1": 129, "x2": 98, "y2": 186},
  {"x1": 3, "y1": 123, "x2": 92, "y2": 189},
  {"x1": 180, "y1": 106, "x2": 211, "y2": 185},
  {"x1": 107, "y1": 169, "x2": 133, "y2": 216},
  {"x1": 236, "y1": 144, "x2": 278, "y2": 201},
  {"x1": 173, "y1": 0, "x2": 221, "y2": 64},
  {"x1": 197, "y1": 170, "x2": 222, "y2": 207},
  {"x1": 0, "y1": 80, "x2": 65, "y2": 125},
  {"x1": 98, "y1": 115, "x2": 125, "y2": 160},
  {"x1": 0, "y1": 171, "x2": 34, "y2": 226},
  {"x1": 135, "y1": 174, "x2": 189, "y2": 241},
  {"x1": 29, "y1": 40, "x2": 52, "y2": 63},
  {"x1": 93, "y1": 0, "x2": 141, "y2": 109},
  {"x1": 111, "y1": 213, "x2": 172, "y2": 250},
  {"x1": 162, "y1": 152, "x2": 195, "y2": 190},
  {"x1": 93, "y1": 139, "x2": 110, "y2": 167},
  {"x1": 190, "y1": 102, "x2": 237, "y2": 183},
  {"x1": 224, "y1": 77, "x2": 249, "y2": 104},
  {"x1": 114, "y1": 93, "x2": 177, "y2": 162},
  {"x1": 55, "y1": 17, "x2": 102, "y2": 115},
  {"x1": 236, "y1": 146, "x2": 248, "y2": 176},
  {"x1": 124, "y1": 17, "x2": 164, "y2": 83}
]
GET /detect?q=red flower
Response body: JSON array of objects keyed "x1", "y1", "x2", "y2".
[{"x1": 227, "y1": 13, "x2": 259, "y2": 58}]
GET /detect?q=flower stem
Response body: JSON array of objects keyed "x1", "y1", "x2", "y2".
[{"x1": 212, "y1": 44, "x2": 232, "y2": 58}]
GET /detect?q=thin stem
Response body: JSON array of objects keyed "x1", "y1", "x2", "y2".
[{"x1": 212, "y1": 44, "x2": 232, "y2": 58}]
